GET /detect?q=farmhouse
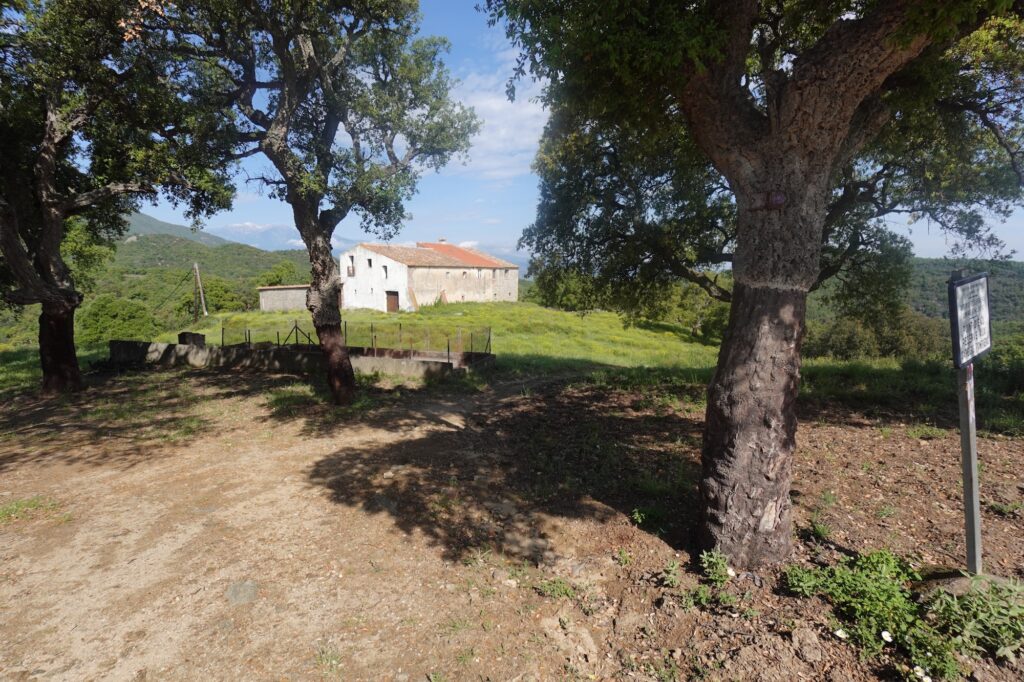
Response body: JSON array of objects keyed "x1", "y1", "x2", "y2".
[{"x1": 339, "y1": 240, "x2": 518, "y2": 312}]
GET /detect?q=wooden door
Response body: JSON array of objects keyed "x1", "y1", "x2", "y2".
[{"x1": 385, "y1": 291, "x2": 399, "y2": 313}]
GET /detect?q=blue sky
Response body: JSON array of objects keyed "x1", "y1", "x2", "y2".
[{"x1": 143, "y1": 0, "x2": 1023, "y2": 261}]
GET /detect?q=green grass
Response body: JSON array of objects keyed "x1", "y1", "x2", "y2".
[
  {"x1": 0, "y1": 496, "x2": 60, "y2": 523},
  {"x1": 2, "y1": 302, "x2": 1022, "y2": 436},
  {"x1": 166, "y1": 302, "x2": 720, "y2": 375},
  {"x1": 0, "y1": 345, "x2": 106, "y2": 400},
  {"x1": 907, "y1": 423, "x2": 946, "y2": 440}
]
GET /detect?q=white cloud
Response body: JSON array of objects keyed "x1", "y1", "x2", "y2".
[
  {"x1": 458, "y1": 240, "x2": 480, "y2": 248},
  {"x1": 286, "y1": 239, "x2": 305, "y2": 248},
  {"x1": 448, "y1": 59, "x2": 548, "y2": 181}
]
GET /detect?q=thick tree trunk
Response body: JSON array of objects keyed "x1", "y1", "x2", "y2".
[
  {"x1": 700, "y1": 283, "x2": 806, "y2": 567},
  {"x1": 698, "y1": 175, "x2": 825, "y2": 569},
  {"x1": 38, "y1": 304, "x2": 82, "y2": 394}
]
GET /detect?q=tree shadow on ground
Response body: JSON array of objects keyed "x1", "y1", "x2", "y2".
[
  {"x1": 307, "y1": 380, "x2": 706, "y2": 563},
  {"x1": 0, "y1": 367, "x2": 215, "y2": 472}
]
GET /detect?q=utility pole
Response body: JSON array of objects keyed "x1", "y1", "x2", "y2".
[{"x1": 193, "y1": 262, "x2": 209, "y2": 322}]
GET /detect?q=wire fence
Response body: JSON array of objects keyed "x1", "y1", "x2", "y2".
[{"x1": 219, "y1": 319, "x2": 492, "y2": 354}]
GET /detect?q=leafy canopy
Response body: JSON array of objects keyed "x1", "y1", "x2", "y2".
[{"x1": 508, "y1": 2, "x2": 1024, "y2": 319}]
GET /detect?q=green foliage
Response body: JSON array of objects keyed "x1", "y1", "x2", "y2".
[
  {"x1": 928, "y1": 577, "x2": 1024, "y2": 662},
  {"x1": 783, "y1": 551, "x2": 960, "y2": 679},
  {"x1": 698, "y1": 549, "x2": 732, "y2": 588},
  {"x1": 906, "y1": 259, "x2": 1024, "y2": 322},
  {"x1": 906, "y1": 424, "x2": 946, "y2": 440},
  {"x1": 115, "y1": 234, "x2": 308, "y2": 281},
  {"x1": 0, "y1": 496, "x2": 59, "y2": 524},
  {"x1": 164, "y1": 0, "x2": 478, "y2": 244},
  {"x1": 536, "y1": 578, "x2": 576, "y2": 599},
  {"x1": 61, "y1": 218, "x2": 115, "y2": 295},
  {"x1": 660, "y1": 561, "x2": 681, "y2": 589},
  {"x1": 76, "y1": 294, "x2": 159, "y2": 345},
  {"x1": 256, "y1": 261, "x2": 308, "y2": 287},
  {"x1": 176, "y1": 275, "x2": 256, "y2": 317},
  {"x1": 679, "y1": 585, "x2": 713, "y2": 609},
  {"x1": 804, "y1": 306, "x2": 947, "y2": 361}
]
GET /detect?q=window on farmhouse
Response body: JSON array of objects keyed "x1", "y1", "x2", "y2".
[
  {"x1": 462, "y1": 271, "x2": 467, "y2": 279},
  {"x1": 383, "y1": 265, "x2": 388, "y2": 279},
  {"x1": 368, "y1": 258, "x2": 373, "y2": 268}
]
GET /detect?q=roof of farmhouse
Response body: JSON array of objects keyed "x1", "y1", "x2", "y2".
[{"x1": 356, "y1": 241, "x2": 518, "y2": 269}]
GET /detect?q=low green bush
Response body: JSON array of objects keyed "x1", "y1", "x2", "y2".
[
  {"x1": 784, "y1": 551, "x2": 959, "y2": 680},
  {"x1": 76, "y1": 294, "x2": 159, "y2": 344},
  {"x1": 928, "y1": 577, "x2": 1024, "y2": 663}
]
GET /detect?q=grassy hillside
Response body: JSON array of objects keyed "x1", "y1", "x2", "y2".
[{"x1": 169, "y1": 302, "x2": 720, "y2": 375}]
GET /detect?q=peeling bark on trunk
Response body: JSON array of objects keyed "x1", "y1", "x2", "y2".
[
  {"x1": 700, "y1": 282, "x2": 806, "y2": 567},
  {"x1": 698, "y1": 179, "x2": 825, "y2": 569},
  {"x1": 38, "y1": 304, "x2": 82, "y2": 394}
]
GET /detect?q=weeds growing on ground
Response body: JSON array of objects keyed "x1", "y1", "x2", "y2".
[
  {"x1": 907, "y1": 424, "x2": 945, "y2": 440},
  {"x1": 535, "y1": 578, "x2": 576, "y2": 600},
  {"x1": 698, "y1": 549, "x2": 732, "y2": 587},
  {"x1": 0, "y1": 496, "x2": 60, "y2": 524},
  {"x1": 928, "y1": 576, "x2": 1024, "y2": 662},
  {"x1": 784, "y1": 550, "x2": 960, "y2": 679}
]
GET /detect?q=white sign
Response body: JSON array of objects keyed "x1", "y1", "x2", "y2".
[{"x1": 949, "y1": 273, "x2": 992, "y2": 368}]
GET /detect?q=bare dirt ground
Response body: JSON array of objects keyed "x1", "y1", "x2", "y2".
[{"x1": 1, "y1": 368, "x2": 1022, "y2": 681}]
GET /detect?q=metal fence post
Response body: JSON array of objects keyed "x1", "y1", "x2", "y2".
[
  {"x1": 447, "y1": 338, "x2": 450, "y2": 364},
  {"x1": 221, "y1": 327, "x2": 225, "y2": 347},
  {"x1": 277, "y1": 331, "x2": 280, "y2": 347}
]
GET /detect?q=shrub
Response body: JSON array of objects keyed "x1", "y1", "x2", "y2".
[
  {"x1": 783, "y1": 551, "x2": 959, "y2": 679},
  {"x1": 928, "y1": 577, "x2": 1024, "y2": 662},
  {"x1": 77, "y1": 294, "x2": 159, "y2": 344}
]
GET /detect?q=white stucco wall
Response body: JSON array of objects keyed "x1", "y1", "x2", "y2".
[
  {"x1": 338, "y1": 245, "x2": 411, "y2": 311},
  {"x1": 408, "y1": 266, "x2": 518, "y2": 305}
]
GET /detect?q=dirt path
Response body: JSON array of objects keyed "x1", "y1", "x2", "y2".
[{"x1": 1, "y1": 369, "x2": 1022, "y2": 681}]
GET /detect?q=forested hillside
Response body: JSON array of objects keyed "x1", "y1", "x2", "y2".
[
  {"x1": 0, "y1": 217, "x2": 310, "y2": 349},
  {"x1": 116, "y1": 233, "x2": 308, "y2": 279},
  {"x1": 906, "y1": 258, "x2": 1024, "y2": 321}
]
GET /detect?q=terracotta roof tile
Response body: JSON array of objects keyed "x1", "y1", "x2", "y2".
[
  {"x1": 358, "y1": 242, "x2": 518, "y2": 269},
  {"x1": 417, "y1": 242, "x2": 518, "y2": 268}
]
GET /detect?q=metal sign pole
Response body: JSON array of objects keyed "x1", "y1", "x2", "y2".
[
  {"x1": 948, "y1": 269, "x2": 992, "y2": 575},
  {"x1": 957, "y1": 362, "x2": 983, "y2": 574}
]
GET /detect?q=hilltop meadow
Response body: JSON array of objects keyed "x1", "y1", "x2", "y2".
[{"x1": 3, "y1": 220, "x2": 1024, "y2": 681}]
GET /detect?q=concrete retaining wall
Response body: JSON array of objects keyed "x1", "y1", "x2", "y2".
[{"x1": 109, "y1": 340, "x2": 493, "y2": 380}]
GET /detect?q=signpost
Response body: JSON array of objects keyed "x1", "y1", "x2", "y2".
[{"x1": 948, "y1": 271, "x2": 992, "y2": 575}]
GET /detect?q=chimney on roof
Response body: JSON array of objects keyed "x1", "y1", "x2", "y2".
[{"x1": 437, "y1": 237, "x2": 446, "y2": 243}]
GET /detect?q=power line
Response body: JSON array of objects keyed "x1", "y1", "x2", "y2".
[{"x1": 149, "y1": 270, "x2": 194, "y2": 315}]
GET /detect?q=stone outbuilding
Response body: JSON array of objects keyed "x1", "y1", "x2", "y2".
[
  {"x1": 338, "y1": 240, "x2": 518, "y2": 312},
  {"x1": 257, "y1": 284, "x2": 309, "y2": 312}
]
